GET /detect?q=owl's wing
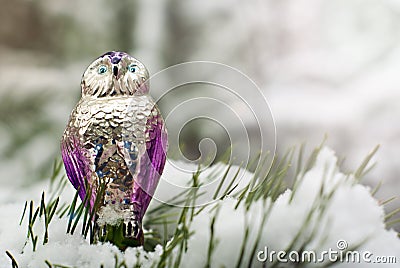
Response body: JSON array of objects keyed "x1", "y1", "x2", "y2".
[
  {"x1": 61, "y1": 134, "x2": 91, "y2": 201},
  {"x1": 134, "y1": 111, "x2": 168, "y2": 218}
]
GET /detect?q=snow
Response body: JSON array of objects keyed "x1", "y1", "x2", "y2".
[
  {"x1": 179, "y1": 147, "x2": 400, "y2": 267},
  {"x1": 97, "y1": 205, "x2": 128, "y2": 227},
  {"x1": 0, "y1": 147, "x2": 398, "y2": 267},
  {"x1": 0, "y1": 210, "x2": 162, "y2": 267}
]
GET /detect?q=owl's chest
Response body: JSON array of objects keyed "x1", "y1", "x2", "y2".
[{"x1": 69, "y1": 96, "x2": 153, "y2": 142}]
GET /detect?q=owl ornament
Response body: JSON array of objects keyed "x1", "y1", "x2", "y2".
[{"x1": 61, "y1": 51, "x2": 167, "y2": 248}]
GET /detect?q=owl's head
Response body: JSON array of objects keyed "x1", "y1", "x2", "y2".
[{"x1": 81, "y1": 51, "x2": 149, "y2": 97}]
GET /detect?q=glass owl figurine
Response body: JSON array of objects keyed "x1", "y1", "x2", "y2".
[{"x1": 61, "y1": 51, "x2": 168, "y2": 247}]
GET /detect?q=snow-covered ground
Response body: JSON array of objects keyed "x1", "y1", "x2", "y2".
[{"x1": 0, "y1": 148, "x2": 398, "y2": 267}]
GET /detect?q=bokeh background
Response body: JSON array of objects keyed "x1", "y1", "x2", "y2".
[{"x1": 0, "y1": 0, "x2": 399, "y2": 229}]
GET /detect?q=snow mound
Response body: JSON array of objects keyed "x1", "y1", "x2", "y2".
[{"x1": 0, "y1": 147, "x2": 398, "y2": 267}]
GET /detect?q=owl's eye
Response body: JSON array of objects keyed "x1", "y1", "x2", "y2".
[
  {"x1": 128, "y1": 64, "x2": 137, "y2": 73},
  {"x1": 98, "y1": 65, "x2": 108, "y2": 74}
]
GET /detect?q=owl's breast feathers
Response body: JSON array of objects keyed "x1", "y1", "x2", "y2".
[{"x1": 61, "y1": 96, "x2": 167, "y2": 214}]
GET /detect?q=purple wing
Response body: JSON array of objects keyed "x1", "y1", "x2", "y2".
[
  {"x1": 133, "y1": 114, "x2": 168, "y2": 218},
  {"x1": 61, "y1": 134, "x2": 90, "y2": 201}
]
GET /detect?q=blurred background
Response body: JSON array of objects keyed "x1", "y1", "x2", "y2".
[{"x1": 0, "y1": 0, "x2": 399, "y2": 229}]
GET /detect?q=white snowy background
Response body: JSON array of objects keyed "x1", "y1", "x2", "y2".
[{"x1": 0, "y1": 0, "x2": 399, "y2": 267}]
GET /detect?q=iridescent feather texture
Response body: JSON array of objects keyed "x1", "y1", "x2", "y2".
[{"x1": 61, "y1": 51, "x2": 167, "y2": 246}]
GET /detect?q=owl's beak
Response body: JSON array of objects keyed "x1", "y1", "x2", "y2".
[{"x1": 113, "y1": 65, "x2": 118, "y2": 77}]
